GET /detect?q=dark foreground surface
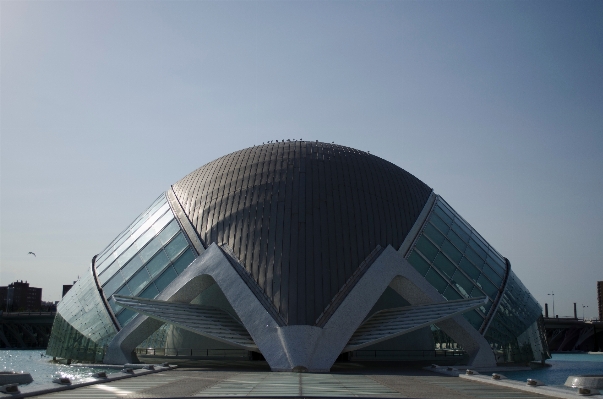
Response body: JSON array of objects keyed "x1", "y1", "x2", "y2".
[{"x1": 11, "y1": 359, "x2": 560, "y2": 399}]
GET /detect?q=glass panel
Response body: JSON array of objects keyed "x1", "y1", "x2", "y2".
[
  {"x1": 451, "y1": 221, "x2": 471, "y2": 243},
  {"x1": 115, "y1": 242, "x2": 139, "y2": 269},
  {"x1": 116, "y1": 284, "x2": 131, "y2": 297},
  {"x1": 95, "y1": 256, "x2": 116, "y2": 276},
  {"x1": 424, "y1": 223, "x2": 445, "y2": 246},
  {"x1": 129, "y1": 196, "x2": 166, "y2": 233},
  {"x1": 154, "y1": 266, "x2": 178, "y2": 292},
  {"x1": 483, "y1": 264, "x2": 503, "y2": 287},
  {"x1": 120, "y1": 254, "x2": 144, "y2": 283},
  {"x1": 472, "y1": 234, "x2": 490, "y2": 256},
  {"x1": 139, "y1": 236, "x2": 163, "y2": 264},
  {"x1": 158, "y1": 219, "x2": 181, "y2": 245},
  {"x1": 433, "y1": 253, "x2": 455, "y2": 278},
  {"x1": 145, "y1": 250, "x2": 170, "y2": 279},
  {"x1": 477, "y1": 275, "x2": 499, "y2": 299},
  {"x1": 437, "y1": 203, "x2": 455, "y2": 220},
  {"x1": 440, "y1": 240, "x2": 462, "y2": 264},
  {"x1": 425, "y1": 268, "x2": 447, "y2": 294},
  {"x1": 459, "y1": 257, "x2": 480, "y2": 280},
  {"x1": 469, "y1": 237, "x2": 488, "y2": 260},
  {"x1": 415, "y1": 236, "x2": 439, "y2": 262},
  {"x1": 103, "y1": 273, "x2": 124, "y2": 298},
  {"x1": 96, "y1": 194, "x2": 166, "y2": 264},
  {"x1": 407, "y1": 250, "x2": 430, "y2": 276},
  {"x1": 443, "y1": 285, "x2": 462, "y2": 301},
  {"x1": 117, "y1": 309, "x2": 136, "y2": 326},
  {"x1": 433, "y1": 206, "x2": 452, "y2": 226},
  {"x1": 47, "y1": 266, "x2": 118, "y2": 363},
  {"x1": 128, "y1": 267, "x2": 151, "y2": 296},
  {"x1": 447, "y1": 230, "x2": 467, "y2": 253},
  {"x1": 470, "y1": 285, "x2": 487, "y2": 298},
  {"x1": 464, "y1": 245, "x2": 484, "y2": 269},
  {"x1": 452, "y1": 270, "x2": 474, "y2": 297},
  {"x1": 173, "y1": 249, "x2": 196, "y2": 274},
  {"x1": 111, "y1": 203, "x2": 170, "y2": 266},
  {"x1": 164, "y1": 233, "x2": 188, "y2": 260},
  {"x1": 99, "y1": 260, "x2": 122, "y2": 285},
  {"x1": 134, "y1": 224, "x2": 161, "y2": 254},
  {"x1": 430, "y1": 214, "x2": 449, "y2": 234},
  {"x1": 97, "y1": 195, "x2": 170, "y2": 280},
  {"x1": 150, "y1": 211, "x2": 175, "y2": 238},
  {"x1": 486, "y1": 257, "x2": 505, "y2": 277},
  {"x1": 139, "y1": 283, "x2": 159, "y2": 299}
]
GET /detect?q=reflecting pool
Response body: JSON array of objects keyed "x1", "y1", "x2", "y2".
[
  {"x1": 502, "y1": 353, "x2": 603, "y2": 386},
  {"x1": 0, "y1": 349, "x2": 115, "y2": 388}
]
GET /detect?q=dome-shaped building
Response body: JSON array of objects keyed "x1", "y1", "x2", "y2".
[{"x1": 47, "y1": 142, "x2": 548, "y2": 371}]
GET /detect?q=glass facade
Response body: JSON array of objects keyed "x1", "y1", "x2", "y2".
[
  {"x1": 46, "y1": 264, "x2": 117, "y2": 362},
  {"x1": 406, "y1": 196, "x2": 507, "y2": 331},
  {"x1": 47, "y1": 192, "x2": 199, "y2": 361},
  {"x1": 485, "y1": 272, "x2": 549, "y2": 362},
  {"x1": 405, "y1": 195, "x2": 548, "y2": 363},
  {"x1": 95, "y1": 193, "x2": 198, "y2": 327}
]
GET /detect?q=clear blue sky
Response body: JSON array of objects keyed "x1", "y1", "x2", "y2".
[{"x1": 1, "y1": 1, "x2": 602, "y2": 318}]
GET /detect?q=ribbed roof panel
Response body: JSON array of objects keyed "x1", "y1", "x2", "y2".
[{"x1": 172, "y1": 141, "x2": 432, "y2": 325}]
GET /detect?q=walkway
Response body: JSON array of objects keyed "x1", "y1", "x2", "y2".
[{"x1": 24, "y1": 368, "x2": 559, "y2": 399}]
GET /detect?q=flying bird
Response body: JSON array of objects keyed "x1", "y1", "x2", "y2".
[{"x1": 28, "y1": 252, "x2": 36, "y2": 257}]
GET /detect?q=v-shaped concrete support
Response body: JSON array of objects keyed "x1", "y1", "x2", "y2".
[{"x1": 104, "y1": 243, "x2": 495, "y2": 370}]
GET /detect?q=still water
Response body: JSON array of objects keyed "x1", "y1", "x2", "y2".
[
  {"x1": 0, "y1": 349, "x2": 115, "y2": 388},
  {"x1": 502, "y1": 353, "x2": 603, "y2": 386}
]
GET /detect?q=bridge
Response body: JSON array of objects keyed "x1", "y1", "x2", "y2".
[
  {"x1": 0, "y1": 311, "x2": 55, "y2": 349},
  {"x1": 543, "y1": 317, "x2": 602, "y2": 352}
]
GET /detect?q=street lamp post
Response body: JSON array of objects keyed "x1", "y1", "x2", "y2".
[{"x1": 548, "y1": 292, "x2": 555, "y2": 318}]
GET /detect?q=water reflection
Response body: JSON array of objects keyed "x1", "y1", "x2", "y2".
[
  {"x1": 0, "y1": 349, "x2": 115, "y2": 387},
  {"x1": 502, "y1": 353, "x2": 603, "y2": 386}
]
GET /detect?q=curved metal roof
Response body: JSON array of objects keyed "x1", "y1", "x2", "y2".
[{"x1": 172, "y1": 141, "x2": 432, "y2": 325}]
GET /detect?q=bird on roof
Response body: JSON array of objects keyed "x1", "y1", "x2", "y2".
[{"x1": 28, "y1": 252, "x2": 36, "y2": 257}]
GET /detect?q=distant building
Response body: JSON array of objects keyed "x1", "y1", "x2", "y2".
[
  {"x1": 62, "y1": 285, "x2": 73, "y2": 298},
  {"x1": 0, "y1": 280, "x2": 42, "y2": 311},
  {"x1": 598, "y1": 281, "x2": 603, "y2": 321},
  {"x1": 41, "y1": 301, "x2": 57, "y2": 312}
]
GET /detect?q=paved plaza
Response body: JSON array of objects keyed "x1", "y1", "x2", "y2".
[{"x1": 23, "y1": 364, "x2": 558, "y2": 399}]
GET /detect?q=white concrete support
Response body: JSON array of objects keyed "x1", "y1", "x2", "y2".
[
  {"x1": 105, "y1": 243, "x2": 495, "y2": 370},
  {"x1": 387, "y1": 269, "x2": 496, "y2": 367},
  {"x1": 269, "y1": 245, "x2": 496, "y2": 370},
  {"x1": 104, "y1": 244, "x2": 272, "y2": 365}
]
